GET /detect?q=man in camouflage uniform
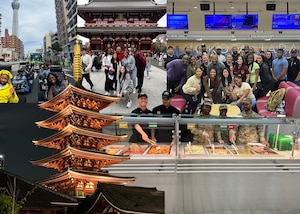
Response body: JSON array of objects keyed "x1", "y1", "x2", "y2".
[
  {"x1": 229, "y1": 98, "x2": 268, "y2": 146},
  {"x1": 191, "y1": 98, "x2": 222, "y2": 144},
  {"x1": 217, "y1": 104, "x2": 230, "y2": 144}
]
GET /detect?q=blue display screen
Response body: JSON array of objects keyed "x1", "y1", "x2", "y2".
[
  {"x1": 272, "y1": 14, "x2": 300, "y2": 29},
  {"x1": 167, "y1": 14, "x2": 189, "y2": 30},
  {"x1": 205, "y1": 15, "x2": 232, "y2": 30},
  {"x1": 232, "y1": 14, "x2": 258, "y2": 30}
]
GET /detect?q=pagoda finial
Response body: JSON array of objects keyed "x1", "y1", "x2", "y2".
[{"x1": 73, "y1": 35, "x2": 83, "y2": 88}]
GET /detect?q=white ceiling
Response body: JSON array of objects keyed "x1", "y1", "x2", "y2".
[{"x1": 167, "y1": 0, "x2": 300, "y2": 41}]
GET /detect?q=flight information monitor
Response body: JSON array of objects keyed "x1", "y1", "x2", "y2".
[
  {"x1": 167, "y1": 14, "x2": 189, "y2": 30},
  {"x1": 272, "y1": 14, "x2": 300, "y2": 29},
  {"x1": 205, "y1": 15, "x2": 232, "y2": 30}
]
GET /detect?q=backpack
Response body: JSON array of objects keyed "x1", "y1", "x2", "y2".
[{"x1": 265, "y1": 88, "x2": 286, "y2": 112}]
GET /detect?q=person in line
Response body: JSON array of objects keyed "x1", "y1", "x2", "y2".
[
  {"x1": 129, "y1": 93, "x2": 152, "y2": 143},
  {"x1": 256, "y1": 55, "x2": 274, "y2": 98},
  {"x1": 80, "y1": 47, "x2": 94, "y2": 90},
  {"x1": 271, "y1": 48, "x2": 288, "y2": 90},
  {"x1": 181, "y1": 67, "x2": 204, "y2": 114},
  {"x1": 233, "y1": 55, "x2": 249, "y2": 83},
  {"x1": 229, "y1": 97, "x2": 269, "y2": 146},
  {"x1": 134, "y1": 50, "x2": 146, "y2": 93},
  {"x1": 166, "y1": 55, "x2": 189, "y2": 94},
  {"x1": 230, "y1": 75, "x2": 256, "y2": 110},
  {"x1": 203, "y1": 68, "x2": 222, "y2": 104},
  {"x1": 102, "y1": 48, "x2": 113, "y2": 95},
  {"x1": 0, "y1": 69, "x2": 19, "y2": 103},
  {"x1": 122, "y1": 50, "x2": 137, "y2": 94},
  {"x1": 144, "y1": 52, "x2": 151, "y2": 79},
  {"x1": 116, "y1": 66, "x2": 134, "y2": 108},
  {"x1": 220, "y1": 68, "x2": 233, "y2": 104},
  {"x1": 287, "y1": 48, "x2": 300, "y2": 86},
  {"x1": 47, "y1": 72, "x2": 68, "y2": 99},
  {"x1": 151, "y1": 91, "x2": 180, "y2": 143}
]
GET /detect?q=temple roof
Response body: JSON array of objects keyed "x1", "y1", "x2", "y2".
[
  {"x1": 39, "y1": 85, "x2": 119, "y2": 112},
  {"x1": 36, "y1": 104, "x2": 123, "y2": 131},
  {"x1": 77, "y1": 182, "x2": 164, "y2": 214},
  {"x1": 33, "y1": 124, "x2": 127, "y2": 150},
  {"x1": 0, "y1": 169, "x2": 78, "y2": 210},
  {"x1": 31, "y1": 145, "x2": 130, "y2": 170},
  {"x1": 38, "y1": 169, "x2": 135, "y2": 186},
  {"x1": 78, "y1": 0, "x2": 166, "y2": 12}
]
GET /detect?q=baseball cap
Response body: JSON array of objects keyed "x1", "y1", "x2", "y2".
[
  {"x1": 291, "y1": 48, "x2": 297, "y2": 53},
  {"x1": 203, "y1": 98, "x2": 213, "y2": 106},
  {"x1": 81, "y1": 46, "x2": 87, "y2": 51},
  {"x1": 201, "y1": 44, "x2": 206, "y2": 47},
  {"x1": 138, "y1": 93, "x2": 148, "y2": 99},
  {"x1": 242, "y1": 97, "x2": 252, "y2": 104},
  {"x1": 219, "y1": 104, "x2": 228, "y2": 110},
  {"x1": 162, "y1": 91, "x2": 173, "y2": 99}
]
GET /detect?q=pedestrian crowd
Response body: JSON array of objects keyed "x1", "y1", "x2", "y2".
[{"x1": 81, "y1": 46, "x2": 152, "y2": 108}]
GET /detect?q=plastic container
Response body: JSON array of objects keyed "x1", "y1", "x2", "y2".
[{"x1": 268, "y1": 133, "x2": 292, "y2": 150}]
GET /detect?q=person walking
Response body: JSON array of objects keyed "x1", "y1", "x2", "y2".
[
  {"x1": 144, "y1": 52, "x2": 151, "y2": 79},
  {"x1": 134, "y1": 50, "x2": 146, "y2": 93},
  {"x1": 102, "y1": 49, "x2": 113, "y2": 95},
  {"x1": 80, "y1": 47, "x2": 94, "y2": 90}
]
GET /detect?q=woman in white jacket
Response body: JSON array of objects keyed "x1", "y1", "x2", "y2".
[
  {"x1": 116, "y1": 66, "x2": 134, "y2": 108},
  {"x1": 181, "y1": 68, "x2": 204, "y2": 114}
]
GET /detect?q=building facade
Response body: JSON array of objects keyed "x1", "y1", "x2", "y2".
[
  {"x1": 77, "y1": 0, "x2": 166, "y2": 53},
  {"x1": 54, "y1": 0, "x2": 76, "y2": 64},
  {"x1": 1, "y1": 29, "x2": 24, "y2": 60}
]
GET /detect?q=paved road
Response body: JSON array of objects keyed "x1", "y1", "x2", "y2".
[
  {"x1": 2, "y1": 61, "x2": 168, "y2": 112},
  {"x1": 81, "y1": 64, "x2": 167, "y2": 115}
]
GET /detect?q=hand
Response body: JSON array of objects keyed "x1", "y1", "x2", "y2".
[
  {"x1": 196, "y1": 85, "x2": 200, "y2": 91},
  {"x1": 219, "y1": 139, "x2": 224, "y2": 144},
  {"x1": 10, "y1": 86, "x2": 15, "y2": 95},
  {"x1": 202, "y1": 131, "x2": 209, "y2": 138},
  {"x1": 174, "y1": 86, "x2": 180, "y2": 93},
  {"x1": 230, "y1": 134, "x2": 236, "y2": 143},
  {"x1": 117, "y1": 93, "x2": 121, "y2": 97},
  {"x1": 261, "y1": 141, "x2": 269, "y2": 147},
  {"x1": 142, "y1": 134, "x2": 150, "y2": 142}
]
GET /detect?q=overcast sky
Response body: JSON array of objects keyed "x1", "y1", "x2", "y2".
[
  {"x1": 0, "y1": 0, "x2": 56, "y2": 55},
  {"x1": 0, "y1": 0, "x2": 166, "y2": 54}
]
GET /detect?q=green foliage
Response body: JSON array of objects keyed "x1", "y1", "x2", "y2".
[
  {"x1": 0, "y1": 194, "x2": 20, "y2": 214},
  {"x1": 51, "y1": 42, "x2": 62, "y2": 52}
]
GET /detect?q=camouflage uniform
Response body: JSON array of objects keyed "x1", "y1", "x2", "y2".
[
  {"x1": 191, "y1": 115, "x2": 221, "y2": 144},
  {"x1": 230, "y1": 111, "x2": 266, "y2": 144}
]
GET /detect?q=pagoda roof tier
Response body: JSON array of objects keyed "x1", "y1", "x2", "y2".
[
  {"x1": 33, "y1": 124, "x2": 127, "y2": 150},
  {"x1": 39, "y1": 169, "x2": 135, "y2": 186},
  {"x1": 31, "y1": 145, "x2": 130, "y2": 171},
  {"x1": 39, "y1": 85, "x2": 119, "y2": 112},
  {"x1": 36, "y1": 104, "x2": 123, "y2": 131},
  {"x1": 77, "y1": 27, "x2": 166, "y2": 38}
]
